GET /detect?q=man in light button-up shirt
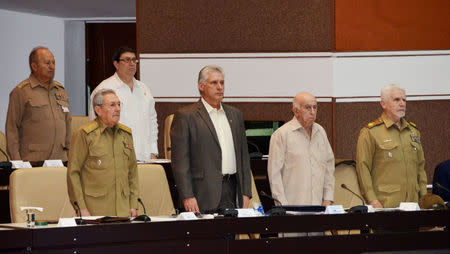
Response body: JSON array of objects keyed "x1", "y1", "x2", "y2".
[
  {"x1": 268, "y1": 92, "x2": 335, "y2": 207},
  {"x1": 171, "y1": 65, "x2": 252, "y2": 213},
  {"x1": 89, "y1": 47, "x2": 158, "y2": 161}
]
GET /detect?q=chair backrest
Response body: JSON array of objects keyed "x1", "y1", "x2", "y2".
[
  {"x1": 9, "y1": 167, "x2": 75, "y2": 223},
  {"x1": 248, "y1": 171, "x2": 261, "y2": 208},
  {"x1": 137, "y1": 164, "x2": 175, "y2": 216},
  {"x1": 163, "y1": 114, "x2": 174, "y2": 159},
  {"x1": 0, "y1": 131, "x2": 9, "y2": 161},
  {"x1": 71, "y1": 116, "x2": 90, "y2": 138},
  {"x1": 333, "y1": 160, "x2": 365, "y2": 209}
]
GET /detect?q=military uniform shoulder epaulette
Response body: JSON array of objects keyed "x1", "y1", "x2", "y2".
[
  {"x1": 17, "y1": 80, "x2": 31, "y2": 89},
  {"x1": 117, "y1": 123, "x2": 132, "y2": 134},
  {"x1": 366, "y1": 117, "x2": 383, "y2": 129},
  {"x1": 54, "y1": 81, "x2": 65, "y2": 89},
  {"x1": 408, "y1": 121, "x2": 418, "y2": 129},
  {"x1": 82, "y1": 121, "x2": 99, "y2": 134}
]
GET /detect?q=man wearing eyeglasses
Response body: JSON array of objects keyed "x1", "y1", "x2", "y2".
[
  {"x1": 6, "y1": 46, "x2": 71, "y2": 163},
  {"x1": 89, "y1": 46, "x2": 158, "y2": 161},
  {"x1": 68, "y1": 89, "x2": 139, "y2": 217}
]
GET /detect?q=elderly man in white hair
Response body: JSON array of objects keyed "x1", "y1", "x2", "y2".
[
  {"x1": 356, "y1": 84, "x2": 426, "y2": 208},
  {"x1": 268, "y1": 92, "x2": 335, "y2": 208}
]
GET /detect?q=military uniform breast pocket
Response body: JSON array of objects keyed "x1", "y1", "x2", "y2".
[
  {"x1": 377, "y1": 142, "x2": 398, "y2": 161},
  {"x1": 86, "y1": 149, "x2": 108, "y2": 170},
  {"x1": 28, "y1": 98, "x2": 50, "y2": 122}
]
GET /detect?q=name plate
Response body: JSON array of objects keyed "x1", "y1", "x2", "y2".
[
  {"x1": 237, "y1": 208, "x2": 262, "y2": 218},
  {"x1": 57, "y1": 218, "x2": 77, "y2": 227},
  {"x1": 10, "y1": 160, "x2": 32, "y2": 169},
  {"x1": 399, "y1": 202, "x2": 420, "y2": 211},
  {"x1": 43, "y1": 160, "x2": 64, "y2": 167},
  {"x1": 176, "y1": 212, "x2": 198, "y2": 220},
  {"x1": 325, "y1": 205, "x2": 345, "y2": 214}
]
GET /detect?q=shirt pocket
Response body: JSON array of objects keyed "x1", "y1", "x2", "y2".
[
  {"x1": 28, "y1": 98, "x2": 50, "y2": 122},
  {"x1": 376, "y1": 142, "x2": 398, "y2": 161},
  {"x1": 86, "y1": 149, "x2": 108, "y2": 171}
]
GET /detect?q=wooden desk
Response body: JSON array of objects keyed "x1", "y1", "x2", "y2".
[{"x1": 1, "y1": 210, "x2": 449, "y2": 253}]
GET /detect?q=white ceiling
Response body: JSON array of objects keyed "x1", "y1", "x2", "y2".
[{"x1": 0, "y1": 0, "x2": 135, "y2": 19}]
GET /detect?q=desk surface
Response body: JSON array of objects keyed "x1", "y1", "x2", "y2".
[{"x1": 0, "y1": 210, "x2": 449, "y2": 253}]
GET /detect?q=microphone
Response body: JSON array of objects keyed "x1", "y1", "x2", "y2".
[
  {"x1": 73, "y1": 201, "x2": 86, "y2": 225},
  {"x1": 340, "y1": 184, "x2": 368, "y2": 213},
  {"x1": 133, "y1": 198, "x2": 151, "y2": 222},
  {"x1": 435, "y1": 182, "x2": 450, "y2": 194},
  {"x1": 260, "y1": 191, "x2": 286, "y2": 216},
  {"x1": 247, "y1": 140, "x2": 263, "y2": 159}
]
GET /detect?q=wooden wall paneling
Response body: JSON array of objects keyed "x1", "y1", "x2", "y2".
[
  {"x1": 335, "y1": 0, "x2": 450, "y2": 51},
  {"x1": 137, "y1": 0, "x2": 334, "y2": 53},
  {"x1": 335, "y1": 100, "x2": 450, "y2": 183},
  {"x1": 155, "y1": 101, "x2": 334, "y2": 159}
]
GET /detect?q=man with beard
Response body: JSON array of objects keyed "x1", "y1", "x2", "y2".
[
  {"x1": 89, "y1": 46, "x2": 158, "y2": 161},
  {"x1": 6, "y1": 46, "x2": 71, "y2": 162},
  {"x1": 356, "y1": 84, "x2": 427, "y2": 208}
]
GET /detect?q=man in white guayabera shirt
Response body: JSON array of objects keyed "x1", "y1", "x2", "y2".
[{"x1": 89, "y1": 46, "x2": 158, "y2": 160}]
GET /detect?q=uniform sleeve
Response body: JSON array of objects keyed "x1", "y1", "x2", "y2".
[
  {"x1": 356, "y1": 128, "x2": 377, "y2": 203},
  {"x1": 322, "y1": 130, "x2": 335, "y2": 202},
  {"x1": 267, "y1": 130, "x2": 288, "y2": 205},
  {"x1": 170, "y1": 111, "x2": 194, "y2": 200},
  {"x1": 67, "y1": 130, "x2": 89, "y2": 210},
  {"x1": 148, "y1": 92, "x2": 159, "y2": 156},
  {"x1": 237, "y1": 110, "x2": 252, "y2": 199},
  {"x1": 127, "y1": 134, "x2": 139, "y2": 209},
  {"x1": 416, "y1": 131, "x2": 427, "y2": 198},
  {"x1": 5, "y1": 87, "x2": 24, "y2": 160}
]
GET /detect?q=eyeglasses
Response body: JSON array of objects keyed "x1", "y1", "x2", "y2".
[{"x1": 119, "y1": 58, "x2": 139, "y2": 64}]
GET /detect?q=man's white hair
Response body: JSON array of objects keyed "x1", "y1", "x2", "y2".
[{"x1": 381, "y1": 84, "x2": 405, "y2": 101}]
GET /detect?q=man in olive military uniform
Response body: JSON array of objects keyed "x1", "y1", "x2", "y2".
[
  {"x1": 6, "y1": 46, "x2": 71, "y2": 162},
  {"x1": 356, "y1": 84, "x2": 427, "y2": 208},
  {"x1": 67, "y1": 89, "x2": 139, "y2": 217}
]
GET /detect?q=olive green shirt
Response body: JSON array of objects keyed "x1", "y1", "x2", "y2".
[
  {"x1": 356, "y1": 113, "x2": 427, "y2": 208},
  {"x1": 6, "y1": 74, "x2": 71, "y2": 162},
  {"x1": 67, "y1": 119, "x2": 139, "y2": 217}
]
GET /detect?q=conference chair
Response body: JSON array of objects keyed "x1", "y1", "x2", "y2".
[
  {"x1": 331, "y1": 160, "x2": 365, "y2": 235},
  {"x1": 0, "y1": 131, "x2": 9, "y2": 162},
  {"x1": 163, "y1": 114, "x2": 174, "y2": 159},
  {"x1": 9, "y1": 167, "x2": 75, "y2": 223},
  {"x1": 137, "y1": 164, "x2": 175, "y2": 216},
  {"x1": 70, "y1": 116, "x2": 90, "y2": 138},
  {"x1": 333, "y1": 159, "x2": 365, "y2": 209}
]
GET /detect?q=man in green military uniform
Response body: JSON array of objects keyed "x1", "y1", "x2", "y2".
[
  {"x1": 356, "y1": 84, "x2": 427, "y2": 208},
  {"x1": 67, "y1": 89, "x2": 139, "y2": 217}
]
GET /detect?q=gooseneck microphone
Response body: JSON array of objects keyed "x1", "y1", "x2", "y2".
[
  {"x1": 260, "y1": 191, "x2": 286, "y2": 216},
  {"x1": 340, "y1": 184, "x2": 368, "y2": 213},
  {"x1": 435, "y1": 183, "x2": 450, "y2": 193},
  {"x1": 73, "y1": 201, "x2": 86, "y2": 225},
  {"x1": 134, "y1": 198, "x2": 151, "y2": 222}
]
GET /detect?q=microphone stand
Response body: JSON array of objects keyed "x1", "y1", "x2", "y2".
[
  {"x1": 260, "y1": 191, "x2": 286, "y2": 216},
  {"x1": 133, "y1": 198, "x2": 151, "y2": 222},
  {"x1": 73, "y1": 201, "x2": 86, "y2": 225},
  {"x1": 341, "y1": 184, "x2": 368, "y2": 213}
]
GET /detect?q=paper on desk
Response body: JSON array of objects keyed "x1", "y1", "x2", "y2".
[{"x1": 137, "y1": 159, "x2": 171, "y2": 164}]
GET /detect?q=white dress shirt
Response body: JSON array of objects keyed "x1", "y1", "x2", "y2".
[
  {"x1": 89, "y1": 73, "x2": 158, "y2": 160},
  {"x1": 201, "y1": 98, "x2": 236, "y2": 175},
  {"x1": 268, "y1": 117, "x2": 335, "y2": 206}
]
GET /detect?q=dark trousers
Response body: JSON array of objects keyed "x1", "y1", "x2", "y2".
[{"x1": 217, "y1": 174, "x2": 237, "y2": 210}]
